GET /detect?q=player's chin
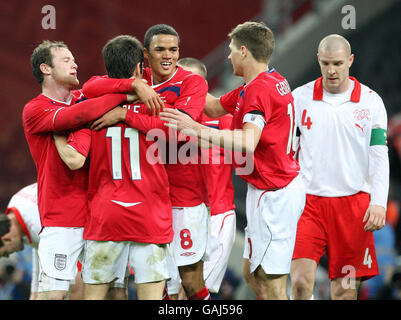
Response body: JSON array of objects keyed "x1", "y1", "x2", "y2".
[{"x1": 68, "y1": 78, "x2": 80, "y2": 88}]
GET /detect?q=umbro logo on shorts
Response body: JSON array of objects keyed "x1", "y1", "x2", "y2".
[
  {"x1": 180, "y1": 252, "x2": 196, "y2": 257},
  {"x1": 54, "y1": 254, "x2": 67, "y2": 271}
]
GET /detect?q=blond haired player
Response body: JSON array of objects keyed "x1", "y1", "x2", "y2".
[{"x1": 290, "y1": 34, "x2": 389, "y2": 300}]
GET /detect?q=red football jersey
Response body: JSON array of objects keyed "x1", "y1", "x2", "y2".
[
  {"x1": 143, "y1": 67, "x2": 208, "y2": 207},
  {"x1": 22, "y1": 91, "x2": 89, "y2": 228},
  {"x1": 82, "y1": 67, "x2": 208, "y2": 207},
  {"x1": 220, "y1": 69, "x2": 300, "y2": 190},
  {"x1": 68, "y1": 103, "x2": 173, "y2": 243},
  {"x1": 200, "y1": 113, "x2": 235, "y2": 215}
]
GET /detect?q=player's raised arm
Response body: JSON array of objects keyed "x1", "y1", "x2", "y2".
[
  {"x1": 23, "y1": 93, "x2": 128, "y2": 135},
  {"x1": 160, "y1": 107, "x2": 261, "y2": 153},
  {"x1": 82, "y1": 75, "x2": 164, "y2": 115}
]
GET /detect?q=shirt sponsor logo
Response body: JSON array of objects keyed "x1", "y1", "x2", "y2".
[
  {"x1": 355, "y1": 123, "x2": 365, "y2": 133},
  {"x1": 111, "y1": 200, "x2": 142, "y2": 208},
  {"x1": 180, "y1": 252, "x2": 196, "y2": 257}
]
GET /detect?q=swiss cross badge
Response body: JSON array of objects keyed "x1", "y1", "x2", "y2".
[{"x1": 54, "y1": 254, "x2": 67, "y2": 271}]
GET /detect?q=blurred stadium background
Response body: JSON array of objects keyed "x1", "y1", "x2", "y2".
[{"x1": 1, "y1": 0, "x2": 400, "y2": 299}]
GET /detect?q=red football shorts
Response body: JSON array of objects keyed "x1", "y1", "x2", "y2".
[{"x1": 292, "y1": 192, "x2": 379, "y2": 281}]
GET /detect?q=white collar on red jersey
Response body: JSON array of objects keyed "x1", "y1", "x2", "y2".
[
  {"x1": 151, "y1": 67, "x2": 179, "y2": 88},
  {"x1": 313, "y1": 76, "x2": 361, "y2": 103},
  {"x1": 41, "y1": 93, "x2": 73, "y2": 105}
]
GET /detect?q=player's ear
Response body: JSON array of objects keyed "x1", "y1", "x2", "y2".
[
  {"x1": 1, "y1": 232, "x2": 10, "y2": 241},
  {"x1": 348, "y1": 53, "x2": 354, "y2": 68},
  {"x1": 40, "y1": 63, "x2": 51, "y2": 75},
  {"x1": 240, "y1": 45, "x2": 247, "y2": 59},
  {"x1": 133, "y1": 62, "x2": 142, "y2": 78},
  {"x1": 143, "y1": 48, "x2": 149, "y2": 60}
]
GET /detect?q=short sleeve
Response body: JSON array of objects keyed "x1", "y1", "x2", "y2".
[
  {"x1": 67, "y1": 128, "x2": 92, "y2": 157},
  {"x1": 220, "y1": 86, "x2": 242, "y2": 115},
  {"x1": 174, "y1": 74, "x2": 208, "y2": 121},
  {"x1": 241, "y1": 83, "x2": 271, "y2": 123}
]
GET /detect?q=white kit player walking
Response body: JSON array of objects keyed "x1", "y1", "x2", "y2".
[{"x1": 290, "y1": 34, "x2": 389, "y2": 300}]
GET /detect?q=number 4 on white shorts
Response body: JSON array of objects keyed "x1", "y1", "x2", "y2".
[{"x1": 363, "y1": 248, "x2": 372, "y2": 268}]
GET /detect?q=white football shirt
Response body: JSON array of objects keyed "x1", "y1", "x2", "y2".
[
  {"x1": 293, "y1": 77, "x2": 389, "y2": 207},
  {"x1": 6, "y1": 183, "x2": 41, "y2": 248}
]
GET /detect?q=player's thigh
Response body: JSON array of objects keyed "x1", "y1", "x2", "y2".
[{"x1": 137, "y1": 280, "x2": 166, "y2": 300}]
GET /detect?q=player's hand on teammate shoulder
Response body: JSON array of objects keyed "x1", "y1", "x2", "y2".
[
  {"x1": 160, "y1": 108, "x2": 199, "y2": 137},
  {"x1": 131, "y1": 78, "x2": 164, "y2": 116},
  {"x1": 90, "y1": 106, "x2": 127, "y2": 131}
]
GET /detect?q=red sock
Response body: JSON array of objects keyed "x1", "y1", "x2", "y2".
[
  {"x1": 189, "y1": 286, "x2": 211, "y2": 300},
  {"x1": 162, "y1": 286, "x2": 171, "y2": 300}
]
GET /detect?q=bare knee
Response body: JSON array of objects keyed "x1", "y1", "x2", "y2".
[
  {"x1": 290, "y1": 259, "x2": 317, "y2": 299},
  {"x1": 242, "y1": 259, "x2": 254, "y2": 285},
  {"x1": 37, "y1": 290, "x2": 68, "y2": 300},
  {"x1": 291, "y1": 271, "x2": 314, "y2": 292},
  {"x1": 332, "y1": 289, "x2": 358, "y2": 300},
  {"x1": 255, "y1": 267, "x2": 288, "y2": 300},
  {"x1": 179, "y1": 262, "x2": 204, "y2": 296}
]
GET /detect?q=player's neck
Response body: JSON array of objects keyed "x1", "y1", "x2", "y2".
[
  {"x1": 151, "y1": 68, "x2": 177, "y2": 86},
  {"x1": 42, "y1": 81, "x2": 73, "y2": 103},
  {"x1": 243, "y1": 61, "x2": 269, "y2": 85},
  {"x1": 323, "y1": 78, "x2": 351, "y2": 94}
]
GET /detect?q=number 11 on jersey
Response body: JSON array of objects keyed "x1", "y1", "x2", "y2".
[{"x1": 106, "y1": 127, "x2": 142, "y2": 180}]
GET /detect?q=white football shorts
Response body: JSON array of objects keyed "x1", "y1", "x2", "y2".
[
  {"x1": 243, "y1": 175, "x2": 306, "y2": 275},
  {"x1": 204, "y1": 210, "x2": 236, "y2": 293},
  {"x1": 82, "y1": 240, "x2": 169, "y2": 285},
  {"x1": 166, "y1": 244, "x2": 181, "y2": 295},
  {"x1": 171, "y1": 203, "x2": 210, "y2": 267},
  {"x1": 37, "y1": 227, "x2": 84, "y2": 292}
]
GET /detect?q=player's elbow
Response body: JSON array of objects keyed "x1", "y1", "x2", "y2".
[
  {"x1": 65, "y1": 155, "x2": 86, "y2": 170},
  {"x1": 204, "y1": 95, "x2": 227, "y2": 118}
]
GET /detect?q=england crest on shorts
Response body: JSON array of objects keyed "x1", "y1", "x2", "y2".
[{"x1": 54, "y1": 254, "x2": 67, "y2": 271}]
